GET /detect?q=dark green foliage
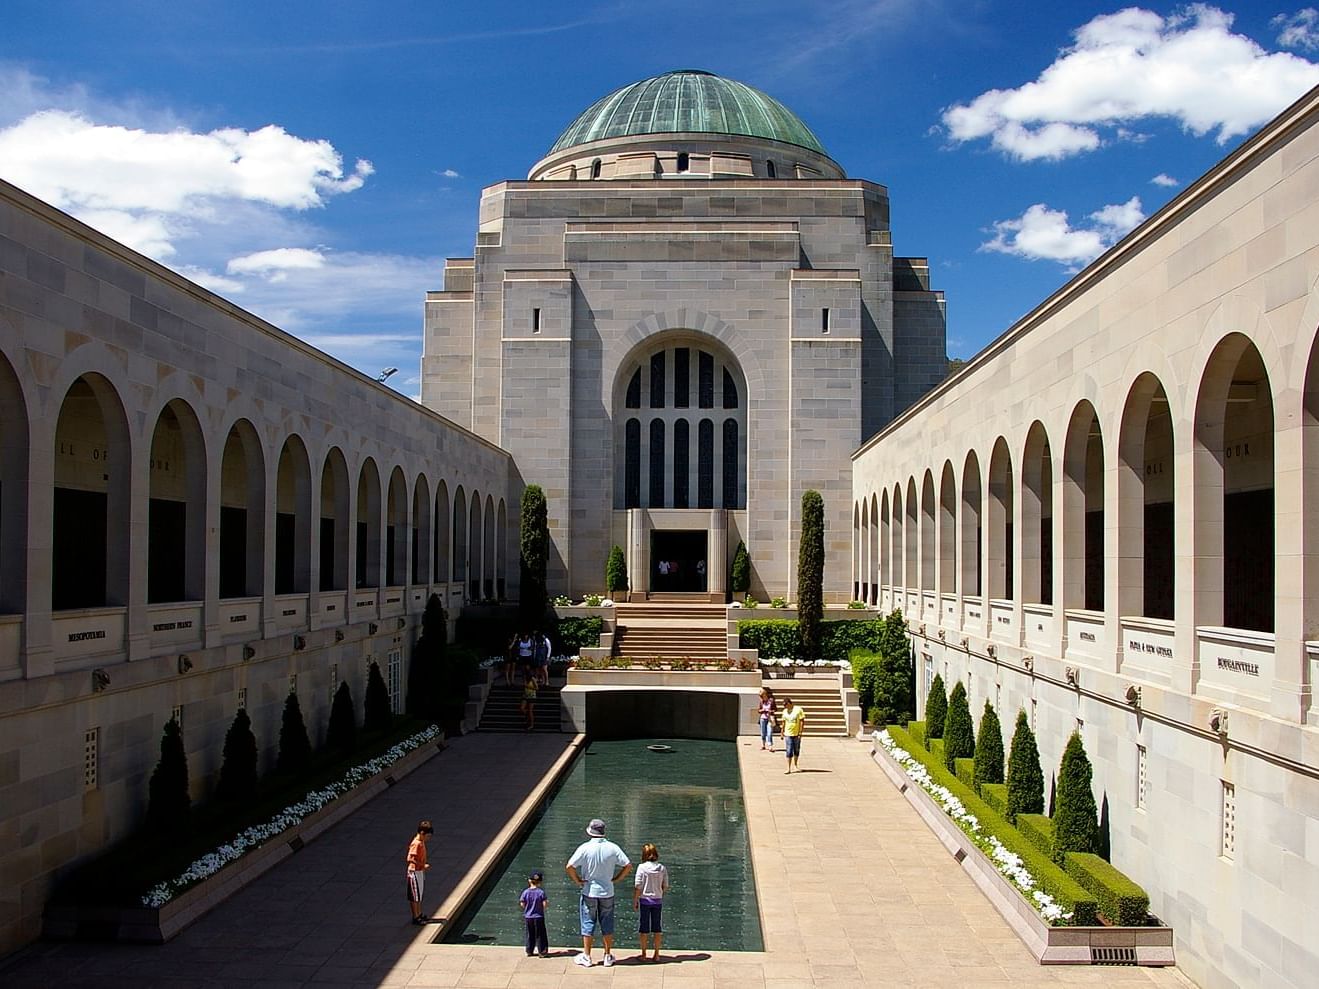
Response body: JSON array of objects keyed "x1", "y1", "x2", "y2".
[
  {"x1": 439, "y1": 645, "x2": 480, "y2": 723},
  {"x1": 556, "y1": 616, "x2": 604, "y2": 653},
  {"x1": 364, "y1": 661, "x2": 392, "y2": 734},
  {"x1": 981, "y1": 782, "x2": 1008, "y2": 816},
  {"x1": 849, "y1": 650, "x2": 882, "y2": 714},
  {"x1": 942, "y1": 681, "x2": 975, "y2": 771},
  {"x1": 326, "y1": 681, "x2": 357, "y2": 753},
  {"x1": 1099, "y1": 794, "x2": 1112, "y2": 862},
  {"x1": 146, "y1": 718, "x2": 189, "y2": 833},
  {"x1": 407, "y1": 594, "x2": 447, "y2": 721},
  {"x1": 866, "y1": 705, "x2": 885, "y2": 727},
  {"x1": 796, "y1": 490, "x2": 824, "y2": 662},
  {"x1": 605, "y1": 545, "x2": 628, "y2": 592},
  {"x1": 215, "y1": 708, "x2": 258, "y2": 802},
  {"x1": 1017, "y1": 813, "x2": 1055, "y2": 857},
  {"x1": 924, "y1": 674, "x2": 947, "y2": 742},
  {"x1": 823, "y1": 620, "x2": 884, "y2": 660},
  {"x1": 730, "y1": 540, "x2": 750, "y2": 594},
  {"x1": 1049, "y1": 772, "x2": 1057, "y2": 817},
  {"x1": 885, "y1": 724, "x2": 1098, "y2": 925},
  {"x1": 276, "y1": 692, "x2": 312, "y2": 775},
  {"x1": 872, "y1": 610, "x2": 915, "y2": 726},
  {"x1": 1052, "y1": 732, "x2": 1100, "y2": 863},
  {"x1": 738, "y1": 618, "x2": 887, "y2": 663},
  {"x1": 954, "y1": 757, "x2": 976, "y2": 789},
  {"x1": 973, "y1": 701, "x2": 1005, "y2": 792},
  {"x1": 928, "y1": 737, "x2": 945, "y2": 763},
  {"x1": 454, "y1": 611, "x2": 513, "y2": 657},
  {"x1": 1065, "y1": 852, "x2": 1150, "y2": 925},
  {"x1": 518, "y1": 485, "x2": 549, "y2": 628},
  {"x1": 906, "y1": 720, "x2": 926, "y2": 747},
  {"x1": 1006, "y1": 710, "x2": 1045, "y2": 824}
]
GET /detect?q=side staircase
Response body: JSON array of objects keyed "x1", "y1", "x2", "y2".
[
  {"x1": 476, "y1": 678, "x2": 563, "y2": 732},
  {"x1": 613, "y1": 603, "x2": 727, "y2": 661},
  {"x1": 769, "y1": 675, "x2": 849, "y2": 736}
]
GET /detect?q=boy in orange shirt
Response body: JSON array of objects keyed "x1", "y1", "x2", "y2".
[{"x1": 407, "y1": 820, "x2": 434, "y2": 924}]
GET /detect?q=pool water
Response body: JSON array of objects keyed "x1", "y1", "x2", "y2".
[{"x1": 448, "y1": 738, "x2": 763, "y2": 952}]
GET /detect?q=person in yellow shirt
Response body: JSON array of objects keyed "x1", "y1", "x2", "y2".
[{"x1": 780, "y1": 697, "x2": 805, "y2": 773}]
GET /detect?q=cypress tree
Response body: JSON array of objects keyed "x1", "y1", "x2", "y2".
[
  {"x1": 605, "y1": 545, "x2": 628, "y2": 594},
  {"x1": 873, "y1": 610, "x2": 913, "y2": 726},
  {"x1": 730, "y1": 541, "x2": 750, "y2": 595},
  {"x1": 973, "y1": 701, "x2": 1005, "y2": 791},
  {"x1": 1052, "y1": 732, "x2": 1100, "y2": 863},
  {"x1": 925, "y1": 673, "x2": 948, "y2": 743},
  {"x1": 943, "y1": 681, "x2": 975, "y2": 771},
  {"x1": 326, "y1": 681, "x2": 357, "y2": 753},
  {"x1": 1006, "y1": 710, "x2": 1045, "y2": 824},
  {"x1": 147, "y1": 717, "x2": 190, "y2": 833},
  {"x1": 364, "y1": 660, "x2": 392, "y2": 734},
  {"x1": 407, "y1": 594, "x2": 447, "y2": 721},
  {"x1": 797, "y1": 490, "x2": 824, "y2": 662},
  {"x1": 216, "y1": 708, "x2": 258, "y2": 802},
  {"x1": 519, "y1": 485, "x2": 549, "y2": 628},
  {"x1": 276, "y1": 691, "x2": 312, "y2": 775}
]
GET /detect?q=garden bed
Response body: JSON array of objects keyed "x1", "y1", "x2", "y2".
[{"x1": 870, "y1": 729, "x2": 1173, "y2": 966}]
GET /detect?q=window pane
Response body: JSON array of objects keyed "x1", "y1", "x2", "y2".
[
  {"x1": 674, "y1": 419, "x2": 690, "y2": 508},
  {"x1": 698, "y1": 419, "x2": 714, "y2": 509},
  {"x1": 650, "y1": 353, "x2": 665, "y2": 409},
  {"x1": 699, "y1": 352, "x2": 714, "y2": 408},
  {"x1": 723, "y1": 419, "x2": 740, "y2": 508},
  {"x1": 723, "y1": 368, "x2": 739, "y2": 409},
  {"x1": 649, "y1": 419, "x2": 666, "y2": 507},
  {"x1": 625, "y1": 419, "x2": 641, "y2": 508},
  {"x1": 674, "y1": 348, "x2": 690, "y2": 408},
  {"x1": 625, "y1": 369, "x2": 641, "y2": 409}
]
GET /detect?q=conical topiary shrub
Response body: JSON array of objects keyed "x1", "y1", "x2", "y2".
[
  {"x1": 364, "y1": 661, "x2": 392, "y2": 734},
  {"x1": 1006, "y1": 709, "x2": 1044, "y2": 824},
  {"x1": 147, "y1": 717, "x2": 190, "y2": 833},
  {"x1": 924, "y1": 674, "x2": 947, "y2": 745},
  {"x1": 519, "y1": 484, "x2": 549, "y2": 628},
  {"x1": 1052, "y1": 732, "x2": 1100, "y2": 863},
  {"x1": 327, "y1": 680, "x2": 357, "y2": 753},
  {"x1": 872, "y1": 610, "x2": 914, "y2": 726},
  {"x1": 277, "y1": 691, "x2": 313, "y2": 775},
  {"x1": 605, "y1": 545, "x2": 628, "y2": 595},
  {"x1": 797, "y1": 490, "x2": 824, "y2": 662},
  {"x1": 730, "y1": 541, "x2": 750, "y2": 595},
  {"x1": 973, "y1": 701, "x2": 1005, "y2": 792},
  {"x1": 407, "y1": 594, "x2": 447, "y2": 721},
  {"x1": 216, "y1": 708, "x2": 258, "y2": 802},
  {"x1": 943, "y1": 681, "x2": 975, "y2": 771}
]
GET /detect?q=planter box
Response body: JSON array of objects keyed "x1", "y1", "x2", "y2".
[
  {"x1": 566, "y1": 668, "x2": 761, "y2": 689},
  {"x1": 45, "y1": 735, "x2": 447, "y2": 944},
  {"x1": 869, "y1": 738, "x2": 1174, "y2": 967}
]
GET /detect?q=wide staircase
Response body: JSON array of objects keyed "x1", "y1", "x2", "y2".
[
  {"x1": 769, "y1": 675, "x2": 848, "y2": 736},
  {"x1": 613, "y1": 603, "x2": 726, "y2": 661},
  {"x1": 476, "y1": 678, "x2": 563, "y2": 732}
]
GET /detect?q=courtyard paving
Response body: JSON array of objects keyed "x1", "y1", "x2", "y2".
[{"x1": 1, "y1": 732, "x2": 1193, "y2": 988}]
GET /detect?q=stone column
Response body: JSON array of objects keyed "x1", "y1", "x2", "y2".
[
  {"x1": 709, "y1": 508, "x2": 727, "y2": 598},
  {"x1": 628, "y1": 508, "x2": 648, "y2": 598}
]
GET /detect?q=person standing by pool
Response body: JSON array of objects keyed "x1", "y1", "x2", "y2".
[
  {"x1": 406, "y1": 819, "x2": 433, "y2": 925},
  {"x1": 753, "y1": 686, "x2": 776, "y2": 751},
  {"x1": 519, "y1": 870, "x2": 549, "y2": 956},
  {"x1": 566, "y1": 818, "x2": 632, "y2": 968},
  {"x1": 632, "y1": 842, "x2": 670, "y2": 962},
  {"x1": 534, "y1": 627, "x2": 552, "y2": 686},
  {"x1": 780, "y1": 696, "x2": 806, "y2": 773}
]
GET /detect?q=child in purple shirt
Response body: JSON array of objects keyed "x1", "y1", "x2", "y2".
[{"x1": 520, "y1": 871, "x2": 549, "y2": 956}]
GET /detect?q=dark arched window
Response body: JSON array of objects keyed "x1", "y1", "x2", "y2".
[
  {"x1": 625, "y1": 369, "x2": 641, "y2": 409},
  {"x1": 723, "y1": 419, "x2": 740, "y2": 508},
  {"x1": 625, "y1": 419, "x2": 641, "y2": 508},
  {"x1": 649, "y1": 419, "x2": 666, "y2": 507},
  {"x1": 766, "y1": 159, "x2": 776, "y2": 178},
  {"x1": 677, "y1": 152, "x2": 689, "y2": 173},
  {"x1": 673, "y1": 419, "x2": 690, "y2": 508},
  {"x1": 591, "y1": 159, "x2": 602, "y2": 179},
  {"x1": 722, "y1": 368, "x2": 739, "y2": 409},
  {"x1": 698, "y1": 351, "x2": 714, "y2": 408},
  {"x1": 650, "y1": 352, "x2": 666, "y2": 408},
  {"x1": 674, "y1": 348, "x2": 690, "y2": 407},
  {"x1": 698, "y1": 419, "x2": 714, "y2": 508}
]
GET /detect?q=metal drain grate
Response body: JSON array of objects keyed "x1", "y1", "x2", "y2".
[{"x1": 1092, "y1": 946, "x2": 1137, "y2": 965}]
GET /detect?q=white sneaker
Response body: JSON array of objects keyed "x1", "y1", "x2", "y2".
[
  {"x1": 602, "y1": 953, "x2": 616, "y2": 967},
  {"x1": 574, "y1": 953, "x2": 593, "y2": 968}
]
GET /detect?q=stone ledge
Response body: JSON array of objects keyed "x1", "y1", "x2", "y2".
[
  {"x1": 44, "y1": 733, "x2": 448, "y2": 944},
  {"x1": 868, "y1": 739, "x2": 1175, "y2": 967}
]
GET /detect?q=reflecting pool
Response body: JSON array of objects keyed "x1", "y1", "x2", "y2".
[{"x1": 448, "y1": 738, "x2": 762, "y2": 952}]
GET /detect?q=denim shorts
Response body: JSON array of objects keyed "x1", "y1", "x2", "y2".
[
  {"x1": 579, "y1": 894, "x2": 615, "y2": 936},
  {"x1": 638, "y1": 899, "x2": 663, "y2": 933},
  {"x1": 785, "y1": 734, "x2": 801, "y2": 759}
]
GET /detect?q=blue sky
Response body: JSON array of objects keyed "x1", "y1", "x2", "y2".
[{"x1": 3, "y1": 2, "x2": 1318, "y2": 396}]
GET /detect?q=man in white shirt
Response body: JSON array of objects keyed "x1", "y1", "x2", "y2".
[{"x1": 565, "y1": 818, "x2": 632, "y2": 967}]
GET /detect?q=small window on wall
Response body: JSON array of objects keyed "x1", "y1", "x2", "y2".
[
  {"x1": 821, "y1": 308, "x2": 831, "y2": 334},
  {"x1": 532, "y1": 308, "x2": 541, "y2": 333},
  {"x1": 766, "y1": 159, "x2": 776, "y2": 178},
  {"x1": 677, "y1": 152, "x2": 689, "y2": 173},
  {"x1": 591, "y1": 159, "x2": 602, "y2": 179}
]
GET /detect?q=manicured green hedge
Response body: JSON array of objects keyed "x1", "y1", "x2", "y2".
[
  {"x1": 1065, "y1": 852, "x2": 1150, "y2": 926},
  {"x1": 738, "y1": 618, "x2": 885, "y2": 663},
  {"x1": 738, "y1": 619, "x2": 798, "y2": 658},
  {"x1": 556, "y1": 616, "x2": 604, "y2": 654},
  {"x1": 1017, "y1": 813, "x2": 1055, "y2": 858},
  {"x1": 929, "y1": 737, "x2": 945, "y2": 762},
  {"x1": 906, "y1": 720, "x2": 926, "y2": 747},
  {"x1": 886, "y1": 725, "x2": 1098, "y2": 926},
  {"x1": 955, "y1": 757, "x2": 976, "y2": 790},
  {"x1": 850, "y1": 650, "x2": 883, "y2": 714},
  {"x1": 981, "y1": 782, "x2": 1008, "y2": 816}
]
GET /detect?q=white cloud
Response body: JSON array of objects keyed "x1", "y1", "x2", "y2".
[
  {"x1": 1150, "y1": 172, "x2": 1180, "y2": 187},
  {"x1": 227, "y1": 247, "x2": 328, "y2": 279},
  {"x1": 982, "y1": 196, "x2": 1146, "y2": 265},
  {"x1": 439, "y1": 168, "x2": 461, "y2": 178},
  {"x1": 943, "y1": 5, "x2": 1319, "y2": 160},
  {"x1": 1274, "y1": 9, "x2": 1319, "y2": 51}
]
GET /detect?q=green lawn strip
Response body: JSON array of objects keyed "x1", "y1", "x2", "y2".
[
  {"x1": 1065, "y1": 852, "x2": 1151, "y2": 926},
  {"x1": 885, "y1": 725, "x2": 1098, "y2": 925},
  {"x1": 1017, "y1": 813, "x2": 1055, "y2": 858},
  {"x1": 57, "y1": 717, "x2": 433, "y2": 905},
  {"x1": 907, "y1": 720, "x2": 926, "y2": 747},
  {"x1": 981, "y1": 782, "x2": 1008, "y2": 816}
]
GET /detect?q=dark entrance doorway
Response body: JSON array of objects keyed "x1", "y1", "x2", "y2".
[{"x1": 651, "y1": 529, "x2": 708, "y2": 593}]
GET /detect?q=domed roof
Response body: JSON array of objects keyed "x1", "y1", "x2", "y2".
[{"x1": 549, "y1": 70, "x2": 826, "y2": 156}]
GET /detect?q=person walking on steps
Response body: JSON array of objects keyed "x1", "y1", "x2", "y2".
[
  {"x1": 565, "y1": 818, "x2": 632, "y2": 968},
  {"x1": 781, "y1": 697, "x2": 805, "y2": 773},
  {"x1": 406, "y1": 820, "x2": 434, "y2": 924}
]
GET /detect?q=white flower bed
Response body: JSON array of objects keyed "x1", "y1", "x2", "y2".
[
  {"x1": 874, "y1": 729, "x2": 1072, "y2": 925},
  {"x1": 760, "y1": 656, "x2": 851, "y2": 672},
  {"x1": 141, "y1": 724, "x2": 442, "y2": 908}
]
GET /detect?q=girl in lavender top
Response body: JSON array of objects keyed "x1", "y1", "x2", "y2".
[{"x1": 632, "y1": 843, "x2": 670, "y2": 962}]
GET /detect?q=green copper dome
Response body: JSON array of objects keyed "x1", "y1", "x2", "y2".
[{"x1": 549, "y1": 70, "x2": 826, "y2": 155}]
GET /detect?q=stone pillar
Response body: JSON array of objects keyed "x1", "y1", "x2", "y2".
[
  {"x1": 628, "y1": 508, "x2": 648, "y2": 598},
  {"x1": 709, "y1": 508, "x2": 727, "y2": 598}
]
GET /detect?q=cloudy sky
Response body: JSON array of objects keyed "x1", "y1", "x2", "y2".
[{"x1": 3, "y1": 2, "x2": 1318, "y2": 395}]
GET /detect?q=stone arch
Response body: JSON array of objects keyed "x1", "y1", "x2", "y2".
[
  {"x1": 319, "y1": 447, "x2": 350, "y2": 591},
  {"x1": 891, "y1": 483, "x2": 904, "y2": 589},
  {"x1": 1062, "y1": 401, "x2": 1104, "y2": 612},
  {"x1": 879, "y1": 488, "x2": 891, "y2": 593},
  {"x1": 0, "y1": 351, "x2": 28, "y2": 614},
  {"x1": 484, "y1": 494, "x2": 496, "y2": 599},
  {"x1": 147, "y1": 398, "x2": 207, "y2": 603},
  {"x1": 869, "y1": 492, "x2": 880, "y2": 604},
  {"x1": 962, "y1": 450, "x2": 983, "y2": 597},
  {"x1": 355, "y1": 456, "x2": 382, "y2": 589},
  {"x1": 988, "y1": 438, "x2": 1013, "y2": 601},
  {"x1": 385, "y1": 465, "x2": 408, "y2": 587},
  {"x1": 1021, "y1": 421, "x2": 1053, "y2": 606},
  {"x1": 904, "y1": 476, "x2": 918, "y2": 593},
  {"x1": 275, "y1": 434, "x2": 313, "y2": 595},
  {"x1": 497, "y1": 498, "x2": 508, "y2": 599},
  {"x1": 854, "y1": 499, "x2": 864, "y2": 601},
  {"x1": 1118, "y1": 373, "x2": 1175, "y2": 620},
  {"x1": 468, "y1": 489, "x2": 483, "y2": 600},
  {"x1": 939, "y1": 461, "x2": 956, "y2": 595},
  {"x1": 434, "y1": 480, "x2": 451, "y2": 584},
  {"x1": 920, "y1": 470, "x2": 936, "y2": 592},
  {"x1": 219, "y1": 419, "x2": 265, "y2": 599},
  {"x1": 452, "y1": 485, "x2": 468, "y2": 585},
  {"x1": 412, "y1": 473, "x2": 432, "y2": 586}
]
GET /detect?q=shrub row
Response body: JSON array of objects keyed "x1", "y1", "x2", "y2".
[
  {"x1": 885, "y1": 725, "x2": 1099, "y2": 925},
  {"x1": 556, "y1": 616, "x2": 604, "y2": 653},
  {"x1": 1017, "y1": 813, "x2": 1055, "y2": 858},
  {"x1": 1065, "y1": 852, "x2": 1151, "y2": 927},
  {"x1": 981, "y1": 782, "x2": 1008, "y2": 817},
  {"x1": 954, "y1": 757, "x2": 976, "y2": 791},
  {"x1": 738, "y1": 618, "x2": 887, "y2": 664}
]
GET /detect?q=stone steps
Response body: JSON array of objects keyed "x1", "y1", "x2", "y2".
[
  {"x1": 766, "y1": 682, "x2": 848, "y2": 736},
  {"x1": 477, "y1": 682, "x2": 563, "y2": 732}
]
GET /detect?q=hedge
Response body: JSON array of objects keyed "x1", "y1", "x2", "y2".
[
  {"x1": 556, "y1": 616, "x2": 604, "y2": 654},
  {"x1": 981, "y1": 782, "x2": 1008, "y2": 817},
  {"x1": 1065, "y1": 851, "x2": 1150, "y2": 926},
  {"x1": 737, "y1": 618, "x2": 885, "y2": 663},
  {"x1": 954, "y1": 757, "x2": 976, "y2": 790},
  {"x1": 1017, "y1": 813, "x2": 1055, "y2": 858},
  {"x1": 906, "y1": 720, "x2": 926, "y2": 747},
  {"x1": 928, "y1": 737, "x2": 945, "y2": 763},
  {"x1": 850, "y1": 649, "x2": 882, "y2": 714},
  {"x1": 886, "y1": 725, "x2": 1098, "y2": 926}
]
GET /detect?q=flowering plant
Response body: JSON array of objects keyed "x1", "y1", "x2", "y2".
[
  {"x1": 140, "y1": 724, "x2": 442, "y2": 908},
  {"x1": 874, "y1": 729, "x2": 1073, "y2": 926}
]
